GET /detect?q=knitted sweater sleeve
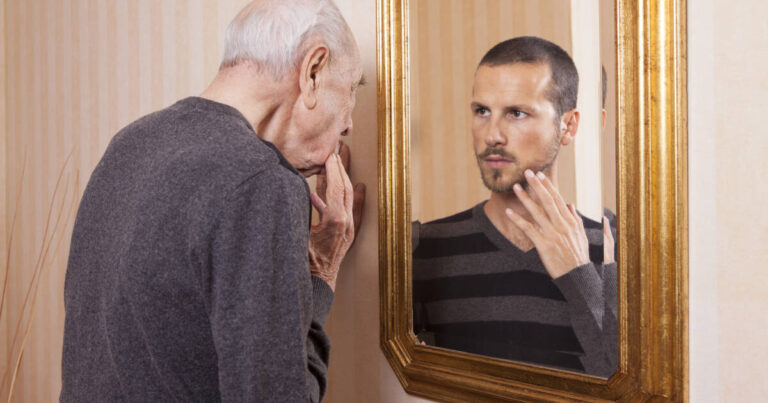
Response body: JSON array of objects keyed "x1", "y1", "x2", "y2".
[
  {"x1": 553, "y1": 262, "x2": 618, "y2": 377},
  {"x1": 207, "y1": 171, "x2": 334, "y2": 402}
]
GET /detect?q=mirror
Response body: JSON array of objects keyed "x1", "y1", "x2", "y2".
[
  {"x1": 378, "y1": 0, "x2": 688, "y2": 401},
  {"x1": 409, "y1": 0, "x2": 618, "y2": 378}
]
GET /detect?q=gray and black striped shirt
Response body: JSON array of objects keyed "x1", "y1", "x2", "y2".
[{"x1": 412, "y1": 202, "x2": 617, "y2": 377}]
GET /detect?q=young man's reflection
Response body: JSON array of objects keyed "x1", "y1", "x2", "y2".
[{"x1": 412, "y1": 36, "x2": 617, "y2": 377}]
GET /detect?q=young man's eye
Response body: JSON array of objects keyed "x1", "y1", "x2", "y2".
[
  {"x1": 474, "y1": 107, "x2": 490, "y2": 117},
  {"x1": 509, "y1": 110, "x2": 528, "y2": 119}
]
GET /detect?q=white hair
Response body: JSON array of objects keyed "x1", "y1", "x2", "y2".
[{"x1": 221, "y1": 0, "x2": 356, "y2": 77}]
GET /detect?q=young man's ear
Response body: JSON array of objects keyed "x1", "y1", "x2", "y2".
[
  {"x1": 559, "y1": 109, "x2": 580, "y2": 146},
  {"x1": 299, "y1": 44, "x2": 330, "y2": 110}
]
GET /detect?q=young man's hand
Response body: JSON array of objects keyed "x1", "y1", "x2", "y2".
[
  {"x1": 504, "y1": 169, "x2": 590, "y2": 279},
  {"x1": 603, "y1": 216, "x2": 615, "y2": 265}
]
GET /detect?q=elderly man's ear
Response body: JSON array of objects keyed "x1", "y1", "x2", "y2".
[
  {"x1": 559, "y1": 109, "x2": 580, "y2": 146},
  {"x1": 299, "y1": 44, "x2": 330, "y2": 110}
]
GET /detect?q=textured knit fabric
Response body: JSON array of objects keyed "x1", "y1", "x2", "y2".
[
  {"x1": 412, "y1": 202, "x2": 617, "y2": 377},
  {"x1": 61, "y1": 97, "x2": 334, "y2": 402}
]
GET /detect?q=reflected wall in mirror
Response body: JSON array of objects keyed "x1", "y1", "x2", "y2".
[{"x1": 410, "y1": 0, "x2": 618, "y2": 377}]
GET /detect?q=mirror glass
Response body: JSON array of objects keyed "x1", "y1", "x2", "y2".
[{"x1": 409, "y1": 0, "x2": 618, "y2": 378}]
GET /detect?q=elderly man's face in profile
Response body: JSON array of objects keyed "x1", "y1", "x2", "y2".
[
  {"x1": 471, "y1": 63, "x2": 563, "y2": 192},
  {"x1": 293, "y1": 52, "x2": 364, "y2": 177}
]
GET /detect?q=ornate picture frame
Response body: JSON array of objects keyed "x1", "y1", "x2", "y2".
[{"x1": 377, "y1": 0, "x2": 688, "y2": 401}]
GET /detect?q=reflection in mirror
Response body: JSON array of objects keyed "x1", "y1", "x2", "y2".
[{"x1": 409, "y1": 0, "x2": 618, "y2": 377}]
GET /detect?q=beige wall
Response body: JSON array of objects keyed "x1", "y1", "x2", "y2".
[
  {"x1": 0, "y1": 0, "x2": 8, "y2": 387},
  {"x1": 1, "y1": 0, "x2": 767, "y2": 402},
  {"x1": 688, "y1": 0, "x2": 768, "y2": 401}
]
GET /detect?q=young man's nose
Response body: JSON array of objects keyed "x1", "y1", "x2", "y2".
[{"x1": 484, "y1": 119, "x2": 506, "y2": 146}]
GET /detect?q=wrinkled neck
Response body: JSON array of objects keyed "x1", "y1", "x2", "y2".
[{"x1": 200, "y1": 64, "x2": 299, "y2": 143}]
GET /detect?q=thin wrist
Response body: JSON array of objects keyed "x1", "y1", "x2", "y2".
[
  {"x1": 550, "y1": 258, "x2": 590, "y2": 279},
  {"x1": 309, "y1": 252, "x2": 339, "y2": 291},
  {"x1": 550, "y1": 267, "x2": 572, "y2": 279}
]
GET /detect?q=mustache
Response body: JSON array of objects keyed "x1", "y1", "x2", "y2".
[{"x1": 477, "y1": 148, "x2": 517, "y2": 162}]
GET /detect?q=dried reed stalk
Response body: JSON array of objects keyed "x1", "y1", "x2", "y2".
[
  {"x1": 0, "y1": 150, "x2": 77, "y2": 402},
  {"x1": 0, "y1": 151, "x2": 27, "y2": 321},
  {"x1": 7, "y1": 177, "x2": 78, "y2": 402}
]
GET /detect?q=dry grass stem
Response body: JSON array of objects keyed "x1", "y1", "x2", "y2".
[
  {"x1": 0, "y1": 151, "x2": 28, "y2": 321},
  {"x1": 0, "y1": 150, "x2": 77, "y2": 402},
  {"x1": 2, "y1": 151, "x2": 72, "y2": 385},
  {"x1": 8, "y1": 176, "x2": 77, "y2": 402}
]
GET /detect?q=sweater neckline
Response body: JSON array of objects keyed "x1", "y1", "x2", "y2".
[
  {"x1": 174, "y1": 96, "x2": 256, "y2": 132},
  {"x1": 471, "y1": 201, "x2": 540, "y2": 258}
]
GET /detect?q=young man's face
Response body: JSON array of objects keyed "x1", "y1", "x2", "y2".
[{"x1": 471, "y1": 62, "x2": 568, "y2": 193}]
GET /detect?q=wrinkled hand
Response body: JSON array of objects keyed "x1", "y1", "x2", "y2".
[
  {"x1": 504, "y1": 169, "x2": 590, "y2": 279},
  {"x1": 309, "y1": 143, "x2": 366, "y2": 291},
  {"x1": 314, "y1": 143, "x2": 365, "y2": 239}
]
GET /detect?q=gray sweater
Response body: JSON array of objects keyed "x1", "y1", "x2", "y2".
[
  {"x1": 61, "y1": 97, "x2": 334, "y2": 402},
  {"x1": 413, "y1": 203, "x2": 617, "y2": 377}
]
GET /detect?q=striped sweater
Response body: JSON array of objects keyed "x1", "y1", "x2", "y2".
[{"x1": 412, "y1": 202, "x2": 617, "y2": 377}]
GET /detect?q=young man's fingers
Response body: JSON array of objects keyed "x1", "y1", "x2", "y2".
[
  {"x1": 525, "y1": 170, "x2": 566, "y2": 228},
  {"x1": 568, "y1": 204, "x2": 585, "y2": 228},
  {"x1": 566, "y1": 204, "x2": 588, "y2": 247},
  {"x1": 536, "y1": 171, "x2": 571, "y2": 220},
  {"x1": 513, "y1": 183, "x2": 555, "y2": 234},
  {"x1": 603, "y1": 216, "x2": 614, "y2": 243},
  {"x1": 603, "y1": 216, "x2": 615, "y2": 264}
]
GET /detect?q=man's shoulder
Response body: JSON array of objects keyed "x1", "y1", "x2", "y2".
[
  {"x1": 423, "y1": 207, "x2": 475, "y2": 226},
  {"x1": 412, "y1": 204, "x2": 498, "y2": 261},
  {"x1": 413, "y1": 206, "x2": 477, "y2": 239},
  {"x1": 103, "y1": 98, "x2": 296, "y2": 193}
]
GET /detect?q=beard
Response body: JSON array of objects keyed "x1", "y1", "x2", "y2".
[{"x1": 475, "y1": 130, "x2": 561, "y2": 193}]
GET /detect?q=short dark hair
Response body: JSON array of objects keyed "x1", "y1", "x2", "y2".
[{"x1": 479, "y1": 36, "x2": 578, "y2": 118}]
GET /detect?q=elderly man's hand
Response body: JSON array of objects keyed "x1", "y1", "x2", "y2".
[
  {"x1": 504, "y1": 169, "x2": 591, "y2": 279},
  {"x1": 309, "y1": 143, "x2": 366, "y2": 291}
]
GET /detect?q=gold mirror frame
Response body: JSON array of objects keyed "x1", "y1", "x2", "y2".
[{"x1": 378, "y1": 0, "x2": 688, "y2": 401}]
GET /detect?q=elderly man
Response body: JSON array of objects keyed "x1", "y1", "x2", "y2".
[
  {"x1": 412, "y1": 36, "x2": 617, "y2": 377},
  {"x1": 61, "y1": 0, "x2": 364, "y2": 401}
]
